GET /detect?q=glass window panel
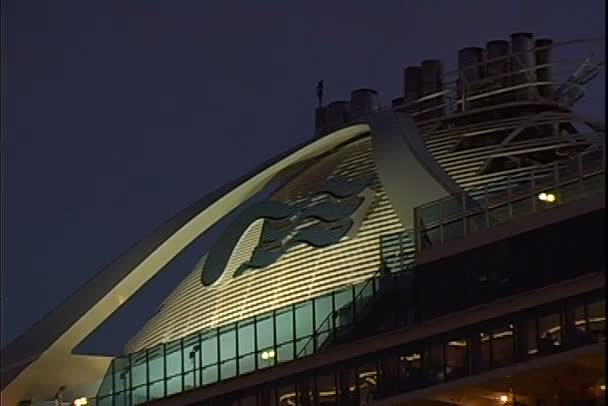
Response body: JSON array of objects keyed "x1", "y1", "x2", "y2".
[
  {"x1": 295, "y1": 336, "x2": 313, "y2": 359},
  {"x1": 240, "y1": 394, "x2": 257, "y2": 406},
  {"x1": 421, "y1": 226, "x2": 441, "y2": 249},
  {"x1": 183, "y1": 335, "x2": 201, "y2": 389},
  {"x1": 130, "y1": 352, "x2": 147, "y2": 389},
  {"x1": 379, "y1": 356, "x2": 400, "y2": 397},
  {"x1": 337, "y1": 368, "x2": 358, "y2": 405},
  {"x1": 354, "y1": 281, "x2": 374, "y2": 316},
  {"x1": 509, "y1": 197, "x2": 532, "y2": 220},
  {"x1": 478, "y1": 332, "x2": 491, "y2": 372},
  {"x1": 492, "y1": 325, "x2": 515, "y2": 367},
  {"x1": 148, "y1": 381, "x2": 164, "y2": 402},
  {"x1": 165, "y1": 341, "x2": 182, "y2": 382},
  {"x1": 334, "y1": 289, "x2": 353, "y2": 330},
  {"x1": 238, "y1": 320, "x2": 255, "y2": 357},
  {"x1": 221, "y1": 359, "x2": 237, "y2": 380},
  {"x1": 276, "y1": 341, "x2": 294, "y2": 364},
  {"x1": 96, "y1": 396, "x2": 112, "y2": 406},
  {"x1": 258, "y1": 386, "x2": 277, "y2": 406},
  {"x1": 425, "y1": 342, "x2": 445, "y2": 384},
  {"x1": 202, "y1": 330, "x2": 218, "y2": 366},
  {"x1": 445, "y1": 337, "x2": 467, "y2": 380},
  {"x1": 465, "y1": 211, "x2": 486, "y2": 235},
  {"x1": 96, "y1": 363, "x2": 115, "y2": 398},
  {"x1": 239, "y1": 353, "x2": 256, "y2": 375},
  {"x1": 132, "y1": 385, "x2": 147, "y2": 405},
  {"x1": 358, "y1": 362, "x2": 378, "y2": 404},
  {"x1": 516, "y1": 318, "x2": 538, "y2": 359},
  {"x1": 317, "y1": 372, "x2": 337, "y2": 404},
  {"x1": 588, "y1": 299, "x2": 606, "y2": 342},
  {"x1": 314, "y1": 295, "x2": 333, "y2": 332},
  {"x1": 203, "y1": 364, "x2": 218, "y2": 385},
  {"x1": 275, "y1": 308, "x2": 294, "y2": 345},
  {"x1": 276, "y1": 383, "x2": 297, "y2": 406},
  {"x1": 114, "y1": 390, "x2": 130, "y2": 406},
  {"x1": 400, "y1": 350, "x2": 424, "y2": 390},
  {"x1": 219, "y1": 326, "x2": 237, "y2": 362},
  {"x1": 297, "y1": 376, "x2": 316, "y2": 406},
  {"x1": 256, "y1": 315, "x2": 275, "y2": 350},
  {"x1": 294, "y1": 302, "x2": 313, "y2": 340},
  {"x1": 575, "y1": 305, "x2": 587, "y2": 331},
  {"x1": 147, "y1": 345, "x2": 164, "y2": 385},
  {"x1": 113, "y1": 356, "x2": 130, "y2": 395},
  {"x1": 165, "y1": 375, "x2": 182, "y2": 397},
  {"x1": 442, "y1": 219, "x2": 464, "y2": 243},
  {"x1": 441, "y1": 195, "x2": 463, "y2": 219},
  {"x1": 538, "y1": 313, "x2": 562, "y2": 354}
]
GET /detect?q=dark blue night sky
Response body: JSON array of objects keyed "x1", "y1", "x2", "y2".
[{"x1": 2, "y1": 0, "x2": 605, "y2": 355}]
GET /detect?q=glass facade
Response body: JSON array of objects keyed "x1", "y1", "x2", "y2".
[
  {"x1": 200, "y1": 291, "x2": 605, "y2": 406},
  {"x1": 415, "y1": 147, "x2": 605, "y2": 251},
  {"x1": 96, "y1": 273, "x2": 389, "y2": 405}
]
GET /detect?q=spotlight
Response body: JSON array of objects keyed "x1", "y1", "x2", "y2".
[
  {"x1": 500, "y1": 395, "x2": 509, "y2": 403},
  {"x1": 261, "y1": 350, "x2": 275, "y2": 360},
  {"x1": 538, "y1": 192, "x2": 556, "y2": 202}
]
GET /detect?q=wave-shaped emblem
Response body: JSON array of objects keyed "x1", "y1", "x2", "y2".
[{"x1": 201, "y1": 176, "x2": 376, "y2": 286}]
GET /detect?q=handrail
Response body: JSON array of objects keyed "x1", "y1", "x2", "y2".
[
  {"x1": 414, "y1": 146, "x2": 606, "y2": 251},
  {"x1": 296, "y1": 245, "x2": 417, "y2": 358}
]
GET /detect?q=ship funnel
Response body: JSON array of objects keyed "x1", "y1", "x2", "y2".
[
  {"x1": 535, "y1": 38, "x2": 554, "y2": 97},
  {"x1": 326, "y1": 101, "x2": 350, "y2": 129},
  {"x1": 458, "y1": 47, "x2": 484, "y2": 110},
  {"x1": 486, "y1": 40, "x2": 510, "y2": 80},
  {"x1": 349, "y1": 88, "x2": 380, "y2": 119},
  {"x1": 421, "y1": 59, "x2": 444, "y2": 117},
  {"x1": 510, "y1": 32, "x2": 536, "y2": 99}
]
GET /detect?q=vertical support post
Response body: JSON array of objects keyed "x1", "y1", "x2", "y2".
[
  {"x1": 484, "y1": 184, "x2": 490, "y2": 228},
  {"x1": 235, "y1": 323, "x2": 240, "y2": 376},
  {"x1": 352, "y1": 285, "x2": 357, "y2": 330},
  {"x1": 254, "y1": 315, "x2": 259, "y2": 370},
  {"x1": 311, "y1": 301, "x2": 317, "y2": 352},
  {"x1": 577, "y1": 153, "x2": 584, "y2": 196},
  {"x1": 331, "y1": 291, "x2": 336, "y2": 332},
  {"x1": 128, "y1": 354, "x2": 133, "y2": 406},
  {"x1": 462, "y1": 192, "x2": 467, "y2": 237},
  {"x1": 530, "y1": 169, "x2": 537, "y2": 213},
  {"x1": 439, "y1": 200, "x2": 444, "y2": 244},
  {"x1": 507, "y1": 175, "x2": 513, "y2": 220},
  {"x1": 413, "y1": 207, "x2": 420, "y2": 253},
  {"x1": 198, "y1": 333, "x2": 203, "y2": 387},
  {"x1": 162, "y1": 343, "x2": 167, "y2": 398},
  {"x1": 145, "y1": 349, "x2": 150, "y2": 402},
  {"x1": 215, "y1": 328, "x2": 221, "y2": 381},
  {"x1": 180, "y1": 338, "x2": 185, "y2": 393},
  {"x1": 291, "y1": 305, "x2": 297, "y2": 359},
  {"x1": 272, "y1": 310, "x2": 278, "y2": 365},
  {"x1": 111, "y1": 360, "x2": 116, "y2": 406}
]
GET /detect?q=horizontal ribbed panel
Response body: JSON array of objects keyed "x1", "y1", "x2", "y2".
[{"x1": 126, "y1": 136, "x2": 405, "y2": 352}]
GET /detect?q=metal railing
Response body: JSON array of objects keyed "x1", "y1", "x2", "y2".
[{"x1": 414, "y1": 147, "x2": 606, "y2": 252}]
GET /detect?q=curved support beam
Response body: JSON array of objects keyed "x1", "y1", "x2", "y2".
[
  {"x1": 0, "y1": 124, "x2": 370, "y2": 405},
  {"x1": 365, "y1": 111, "x2": 464, "y2": 229}
]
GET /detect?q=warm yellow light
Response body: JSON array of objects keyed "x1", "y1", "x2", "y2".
[
  {"x1": 74, "y1": 398, "x2": 88, "y2": 406},
  {"x1": 538, "y1": 192, "x2": 556, "y2": 202},
  {"x1": 261, "y1": 350, "x2": 275, "y2": 360},
  {"x1": 601, "y1": 384, "x2": 606, "y2": 391},
  {"x1": 500, "y1": 395, "x2": 509, "y2": 403}
]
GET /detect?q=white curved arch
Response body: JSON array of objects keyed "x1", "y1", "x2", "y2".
[{"x1": 1, "y1": 124, "x2": 370, "y2": 405}]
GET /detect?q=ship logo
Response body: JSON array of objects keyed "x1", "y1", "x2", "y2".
[{"x1": 200, "y1": 176, "x2": 376, "y2": 286}]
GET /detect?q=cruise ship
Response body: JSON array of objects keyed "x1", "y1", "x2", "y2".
[{"x1": 1, "y1": 32, "x2": 605, "y2": 406}]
